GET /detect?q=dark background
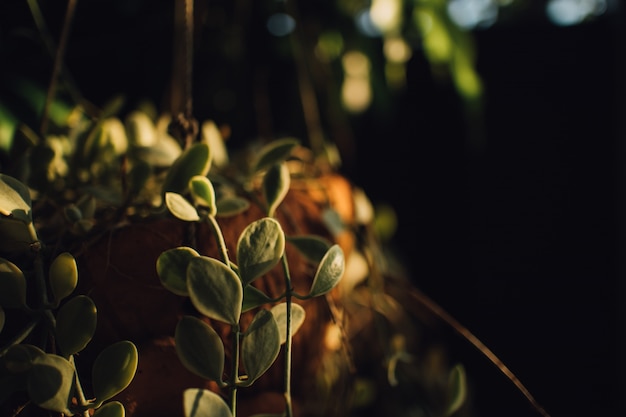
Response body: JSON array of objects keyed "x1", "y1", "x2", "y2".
[{"x1": 1, "y1": 1, "x2": 625, "y2": 416}]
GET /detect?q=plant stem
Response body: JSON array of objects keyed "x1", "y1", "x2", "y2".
[
  {"x1": 0, "y1": 318, "x2": 39, "y2": 356},
  {"x1": 69, "y1": 355, "x2": 92, "y2": 417},
  {"x1": 229, "y1": 324, "x2": 241, "y2": 416},
  {"x1": 280, "y1": 254, "x2": 294, "y2": 417},
  {"x1": 206, "y1": 215, "x2": 230, "y2": 265}
]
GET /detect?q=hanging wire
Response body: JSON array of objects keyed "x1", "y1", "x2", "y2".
[{"x1": 170, "y1": 0, "x2": 198, "y2": 149}]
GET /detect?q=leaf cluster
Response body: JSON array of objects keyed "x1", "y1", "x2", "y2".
[{"x1": 0, "y1": 175, "x2": 137, "y2": 417}]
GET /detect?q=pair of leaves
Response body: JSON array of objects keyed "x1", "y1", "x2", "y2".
[
  {"x1": 21, "y1": 341, "x2": 137, "y2": 413},
  {"x1": 175, "y1": 303, "x2": 304, "y2": 388},
  {"x1": 156, "y1": 217, "x2": 286, "y2": 325}
]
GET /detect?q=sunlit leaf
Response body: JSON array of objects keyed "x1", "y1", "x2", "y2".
[
  {"x1": 241, "y1": 309, "x2": 280, "y2": 386},
  {"x1": 242, "y1": 285, "x2": 274, "y2": 312},
  {"x1": 308, "y1": 244, "x2": 345, "y2": 297},
  {"x1": 165, "y1": 192, "x2": 200, "y2": 222},
  {"x1": 262, "y1": 162, "x2": 290, "y2": 217},
  {"x1": 445, "y1": 363, "x2": 467, "y2": 416},
  {"x1": 27, "y1": 353, "x2": 75, "y2": 414},
  {"x1": 175, "y1": 315, "x2": 225, "y2": 384},
  {"x1": 56, "y1": 295, "x2": 97, "y2": 357},
  {"x1": 94, "y1": 401, "x2": 125, "y2": 417},
  {"x1": 92, "y1": 341, "x2": 138, "y2": 404},
  {"x1": 286, "y1": 235, "x2": 332, "y2": 264},
  {"x1": 216, "y1": 197, "x2": 250, "y2": 217},
  {"x1": 183, "y1": 388, "x2": 232, "y2": 417},
  {"x1": 0, "y1": 174, "x2": 32, "y2": 224},
  {"x1": 156, "y1": 246, "x2": 200, "y2": 296},
  {"x1": 49, "y1": 252, "x2": 78, "y2": 303},
  {"x1": 237, "y1": 218, "x2": 285, "y2": 287},
  {"x1": 187, "y1": 256, "x2": 243, "y2": 325},
  {"x1": 0, "y1": 258, "x2": 27, "y2": 308},
  {"x1": 189, "y1": 176, "x2": 217, "y2": 216},
  {"x1": 162, "y1": 143, "x2": 211, "y2": 195},
  {"x1": 270, "y1": 302, "x2": 306, "y2": 345},
  {"x1": 252, "y1": 138, "x2": 299, "y2": 174}
]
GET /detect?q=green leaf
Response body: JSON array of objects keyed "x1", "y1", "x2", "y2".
[
  {"x1": 216, "y1": 196, "x2": 250, "y2": 217},
  {"x1": 189, "y1": 176, "x2": 217, "y2": 216},
  {"x1": 242, "y1": 285, "x2": 274, "y2": 312},
  {"x1": 237, "y1": 218, "x2": 285, "y2": 287},
  {"x1": 252, "y1": 138, "x2": 299, "y2": 174},
  {"x1": 92, "y1": 341, "x2": 138, "y2": 404},
  {"x1": 262, "y1": 162, "x2": 290, "y2": 217},
  {"x1": 156, "y1": 246, "x2": 199, "y2": 296},
  {"x1": 0, "y1": 174, "x2": 32, "y2": 224},
  {"x1": 187, "y1": 256, "x2": 243, "y2": 325},
  {"x1": 127, "y1": 160, "x2": 152, "y2": 198},
  {"x1": 175, "y1": 316, "x2": 225, "y2": 384},
  {"x1": 165, "y1": 192, "x2": 200, "y2": 222},
  {"x1": 162, "y1": 143, "x2": 211, "y2": 195},
  {"x1": 49, "y1": 252, "x2": 78, "y2": 303},
  {"x1": 183, "y1": 388, "x2": 232, "y2": 417},
  {"x1": 56, "y1": 295, "x2": 97, "y2": 357},
  {"x1": 94, "y1": 401, "x2": 126, "y2": 417},
  {"x1": 0, "y1": 217, "x2": 35, "y2": 255},
  {"x1": 27, "y1": 353, "x2": 75, "y2": 414},
  {"x1": 241, "y1": 309, "x2": 280, "y2": 386},
  {"x1": 445, "y1": 363, "x2": 467, "y2": 416},
  {"x1": 308, "y1": 244, "x2": 345, "y2": 297},
  {"x1": 286, "y1": 235, "x2": 332, "y2": 264},
  {"x1": 4, "y1": 344, "x2": 45, "y2": 373},
  {"x1": 0, "y1": 258, "x2": 27, "y2": 308},
  {"x1": 270, "y1": 302, "x2": 306, "y2": 345}
]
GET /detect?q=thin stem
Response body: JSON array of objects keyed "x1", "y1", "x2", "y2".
[
  {"x1": 280, "y1": 254, "x2": 294, "y2": 417},
  {"x1": 229, "y1": 325, "x2": 241, "y2": 416},
  {"x1": 69, "y1": 355, "x2": 92, "y2": 417},
  {"x1": 206, "y1": 215, "x2": 230, "y2": 265},
  {"x1": 0, "y1": 318, "x2": 39, "y2": 356},
  {"x1": 38, "y1": 0, "x2": 78, "y2": 135}
]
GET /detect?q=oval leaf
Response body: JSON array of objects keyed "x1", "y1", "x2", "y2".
[
  {"x1": 175, "y1": 316, "x2": 225, "y2": 384},
  {"x1": 49, "y1": 252, "x2": 78, "y2": 303},
  {"x1": 92, "y1": 341, "x2": 138, "y2": 404},
  {"x1": 270, "y1": 302, "x2": 306, "y2": 345},
  {"x1": 286, "y1": 235, "x2": 332, "y2": 264},
  {"x1": 162, "y1": 143, "x2": 211, "y2": 195},
  {"x1": 4, "y1": 344, "x2": 45, "y2": 373},
  {"x1": 0, "y1": 258, "x2": 27, "y2": 308},
  {"x1": 183, "y1": 388, "x2": 232, "y2": 417},
  {"x1": 94, "y1": 401, "x2": 125, "y2": 417},
  {"x1": 236, "y1": 218, "x2": 285, "y2": 287},
  {"x1": 0, "y1": 174, "x2": 32, "y2": 224},
  {"x1": 262, "y1": 162, "x2": 290, "y2": 217},
  {"x1": 189, "y1": 176, "x2": 217, "y2": 216},
  {"x1": 445, "y1": 363, "x2": 467, "y2": 416},
  {"x1": 216, "y1": 197, "x2": 250, "y2": 217},
  {"x1": 56, "y1": 295, "x2": 97, "y2": 357},
  {"x1": 165, "y1": 192, "x2": 200, "y2": 222},
  {"x1": 27, "y1": 353, "x2": 75, "y2": 414},
  {"x1": 242, "y1": 285, "x2": 274, "y2": 313},
  {"x1": 156, "y1": 246, "x2": 200, "y2": 296},
  {"x1": 252, "y1": 138, "x2": 299, "y2": 174},
  {"x1": 187, "y1": 256, "x2": 243, "y2": 325},
  {"x1": 308, "y1": 244, "x2": 345, "y2": 297},
  {"x1": 241, "y1": 309, "x2": 280, "y2": 386}
]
